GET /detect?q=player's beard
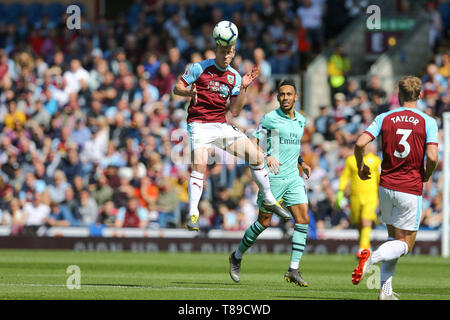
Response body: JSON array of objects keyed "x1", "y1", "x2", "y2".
[{"x1": 280, "y1": 101, "x2": 294, "y2": 113}]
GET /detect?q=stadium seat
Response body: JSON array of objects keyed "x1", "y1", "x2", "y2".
[
  {"x1": 163, "y1": 3, "x2": 178, "y2": 17},
  {"x1": 44, "y1": 2, "x2": 65, "y2": 23},
  {"x1": 212, "y1": 2, "x2": 231, "y2": 20},
  {"x1": 228, "y1": 2, "x2": 244, "y2": 16},
  {"x1": 127, "y1": 2, "x2": 144, "y2": 27},
  {"x1": 438, "y1": 3, "x2": 450, "y2": 29},
  {"x1": 0, "y1": 4, "x2": 6, "y2": 24},
  {"x1": 25, "y1": 3, "x2": 44, "y2": 25},
  {"x1": 252, "y1": 2, "x2": 263, "y2": 13},
  {"x1": 6, "y1": 2, "x2": 25, "y2": 24}
]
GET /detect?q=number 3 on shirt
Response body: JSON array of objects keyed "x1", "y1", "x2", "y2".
[{"x1": 394, "y1": 128, "x2": 412, "y2": 158}]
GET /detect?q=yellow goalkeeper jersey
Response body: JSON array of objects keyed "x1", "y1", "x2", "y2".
[{"x1": 338, "y1": 153, "x2": 381, "y2": 198}]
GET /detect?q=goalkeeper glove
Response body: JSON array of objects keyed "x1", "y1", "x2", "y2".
[{"x1": 335, "y1": 190, "x2": 347, "y2": 210}]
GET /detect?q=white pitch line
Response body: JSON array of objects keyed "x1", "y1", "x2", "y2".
[{"x1": 0, "y1": 283, "x2": 448, "y2": 298}]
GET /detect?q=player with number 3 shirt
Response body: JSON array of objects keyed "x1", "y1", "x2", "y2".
[{"x1": 350, "y1": 76, "x2": 439, "y2": 300}]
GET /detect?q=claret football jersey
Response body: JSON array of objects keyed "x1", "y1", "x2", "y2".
[
  {"x1": 181, "y1": 59, "x2": 241, "y2": 123},
  {"x1": 364, "y1": 107, "x2": 438, "y2": 196}
]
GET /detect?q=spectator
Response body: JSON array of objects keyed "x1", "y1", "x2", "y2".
[
  {"x1": 438, "y1": 52, "x2": 450, "y2": 78},
  {"x1": 371, "y1": 92, "x2": 390, "y2": 115},
  {"x1": 423, "y1": 1, "x2": 443, "y2": 52},
  {"x1": 155, "y1": 177, "x2": 179, "y2": 228},
  {"x1": 91, "y1": 174, "x2": 114, "y2": 207},
  {"x1": 168, "y1": 47, "x2": 187, "y2": 78},
  {"x1": 91, "y1": 71, "x2": 117, "y2": 106},
  {"x1": 296, "y1": 0, "x2": 324, "y2": 54},
  {"x1": 7, "y1": 198, "x2": 26, "y2": 236},
  {"x1": 61, "y1": 187, "x2": 81, "y2": 220},
  {"x1": 70, "y1": 118, "x2": 92, "y2": 150},
  {"x1": 328, "y1": 45, "x2": 350, "y2": 101},
  {"x1": 293, "y1": 16, "x2": 311, "y2": 70},
  {"x1": 4, "y1": 101, "x2": 26, "y2": 130},
  {"x1": 58, "y1": 147, "x2": 83, "y2": 184},
  {"x1": 0, "y1": 50, "x2": 10, "y2": 88},
  {"x1": 143, "y1": 52, "x2": 161, "y2": 80},
  {"x1": 30, "y1": 100, "x2": 51, "y2": 130},
  {"x1": 19, "y1": 172, "x2": 47, "y2": 205},
  {"x1": 115, "y1": 197, "x2": 148, "y2": 228},
  {"x1": 197, "y1": 200, "x2": 214, "y2": 231},
  {"x1": 421, "y1": 192, "x2": 443, "y2": 230},
  {"x1": 63, "y1": 59, "x2": 90, "y2": 94},
  {"x1": 366, "y1": 75, "x2": 387, "y2": 102},
  {"x1": 314, "y1": 106, "x2": 334, "y2": 140},
  {"x1": 151, "y1": 62, "x2": 175, "y2": 98},
  {"x1": 48, "y1": 170, "x2": 71, "y2": 204},
  {"x1": 97, "y1": 200, "x2": 117, "y2": 227},
  {"x1": 47, "y1": 202, "x2": 73, "y2": 227},
  {"x1": 219, "y1": 204, "x2": 240, "y2": 231},
  {"x1": 422, "y1": 63, "x2": 448, "y2": 101},
  {"x1": 268, "y1": 28, "x2": 297, "y2": 74},
  {"x1": 79, "y1": 189, "x2": 98, "y2": 226},
  {"x1": 22, "y1": 191, "x2": 50, "y2": 236}
]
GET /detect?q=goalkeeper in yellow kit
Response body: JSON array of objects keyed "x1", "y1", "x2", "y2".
[{"x1": 335, "y1": 143, "x2": 381, "y2": 255}]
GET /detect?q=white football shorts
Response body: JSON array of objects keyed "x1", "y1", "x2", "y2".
[
  {"x1": 187, "y1": 122, "x2": 247, "y2": 152},
  {"x1": 378, "y1": 186, "x2": 423, "y2": 231}
]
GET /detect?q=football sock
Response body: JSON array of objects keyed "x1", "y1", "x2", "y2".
[
  {"x1": 380, "y1": 258, "x2": 398, "y2": 295},
  {"x1": 371, "y1": 240, "x2": 409, "y2": 264},
  {"x1": 359, "y1": 226, "x2": 372, "y2": 250},
  {"x1": 289, "y1": 224, "x2": 308, "y2": 269},
  {"x1": 188, "y1": 171, "x2": 204, "y2": 217},
  {"x1": 235, "y1": 221, "x2": 266, "y2": 259},
  {"x1": 249, "y1": 164, "x2": 277, "y2": 204}
]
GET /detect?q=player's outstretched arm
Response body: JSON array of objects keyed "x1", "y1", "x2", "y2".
[
  {"x1": 354, "y1": 132, "x2": 373, "y2": 180},
  {"x1": 173, "y1": 79, "x2": 197, "y2": 105},
  {"x1": 423, "y1": 144, "x2": 438, "y2": 182}
]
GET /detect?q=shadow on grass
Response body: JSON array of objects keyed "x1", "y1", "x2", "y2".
[
  {"x1": 83, "y1": 282, "x2": 240, "y2": 288},
  {"x1": 171, "y1": 281, "x2": 238, "y2": 286},
  {"x1": 83, "y1": 283, "x2": 154, "y2": 288}
]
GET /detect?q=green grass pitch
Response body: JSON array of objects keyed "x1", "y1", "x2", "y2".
[{"x1": 0, "y1": 249, "x2": 449, "y2": 300}]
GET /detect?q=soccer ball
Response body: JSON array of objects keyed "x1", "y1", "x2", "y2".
[{"x1": 213, "y1": 20, "x2": 238, "y2": 46}]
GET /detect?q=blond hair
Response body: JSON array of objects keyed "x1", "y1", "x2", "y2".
[{"x1": 398, "y1": 76, "x2": 422, "y2": 102}]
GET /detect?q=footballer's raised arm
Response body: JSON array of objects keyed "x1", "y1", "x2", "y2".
[
  {"x1": 173, "y1": 62, "x2": 201, "y2": 102},
  {"x1": 173, "y1": 77, "x2": 193, "y2": 97},
  {"x1": 229, "y1": 66, "x2": 260, "y2": 117},
  {"x1": 354, "y1": 132, "x2": 374, "y2": 180}
]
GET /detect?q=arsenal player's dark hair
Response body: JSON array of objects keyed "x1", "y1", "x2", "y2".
[{"x1": 278, "y1": 79, "x2": 297, "y2": 92}]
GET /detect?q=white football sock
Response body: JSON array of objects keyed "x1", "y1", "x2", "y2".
[
  {"x1": 249, "y1": 164, "x2": 276, "y2": 204},
  {"x1": 188, "y1": 171, "x2": 204, "y2": 217},
  {"x1": 380, "y1": 259, "x2": 398, "y2": 295},
  {"x1": 372, "y1": 240, "x2": 409, "y2": 264}
]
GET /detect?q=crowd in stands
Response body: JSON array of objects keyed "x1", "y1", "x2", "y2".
[{"x1": 0, "y1": 0, "x2": 448, "y2": 237}]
